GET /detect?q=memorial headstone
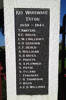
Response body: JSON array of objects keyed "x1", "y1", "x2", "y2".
[{"x1": 4, "y1": 0, "x2": 60, "y2": 100}]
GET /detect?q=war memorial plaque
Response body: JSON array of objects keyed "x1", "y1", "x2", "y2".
[
  {"x1": 15, "y1": 8, "x2": 49, "y2": 95},
  {"x1": 4, "y1": 0, "x2": 60, "y2": 100}
]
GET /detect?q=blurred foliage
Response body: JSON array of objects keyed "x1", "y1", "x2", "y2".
[
  {"x1": 2, "y1": 78, "x2": 6, "y2": 100},
  {"x1": 0, "y1": 9, "x2": 4, "y2": 34},
  {"x1": 0, "y1": 46, "x2": 6, "y2": 73},
  {"x1": 59, "y1": 42, "x2": 62, "y2": 51},
  {"x1": 0, "y1": 46, "x2": 6, "y2": 100},
  {"x1": 59, "y1": 60, "x2": 62, "y2": 73}
]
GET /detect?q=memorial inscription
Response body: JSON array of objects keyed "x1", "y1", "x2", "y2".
[{"x1": 14, "y1": 8, "x2": 50, "y2": 95}]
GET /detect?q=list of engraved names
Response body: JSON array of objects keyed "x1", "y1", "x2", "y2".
[{"x1": 14, "y1": 8, "x2": 50, "y2": 95}]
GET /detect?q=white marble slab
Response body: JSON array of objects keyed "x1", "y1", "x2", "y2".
[{"x1": 4, "y1": 0, "x2": 60, "y2": 100}]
